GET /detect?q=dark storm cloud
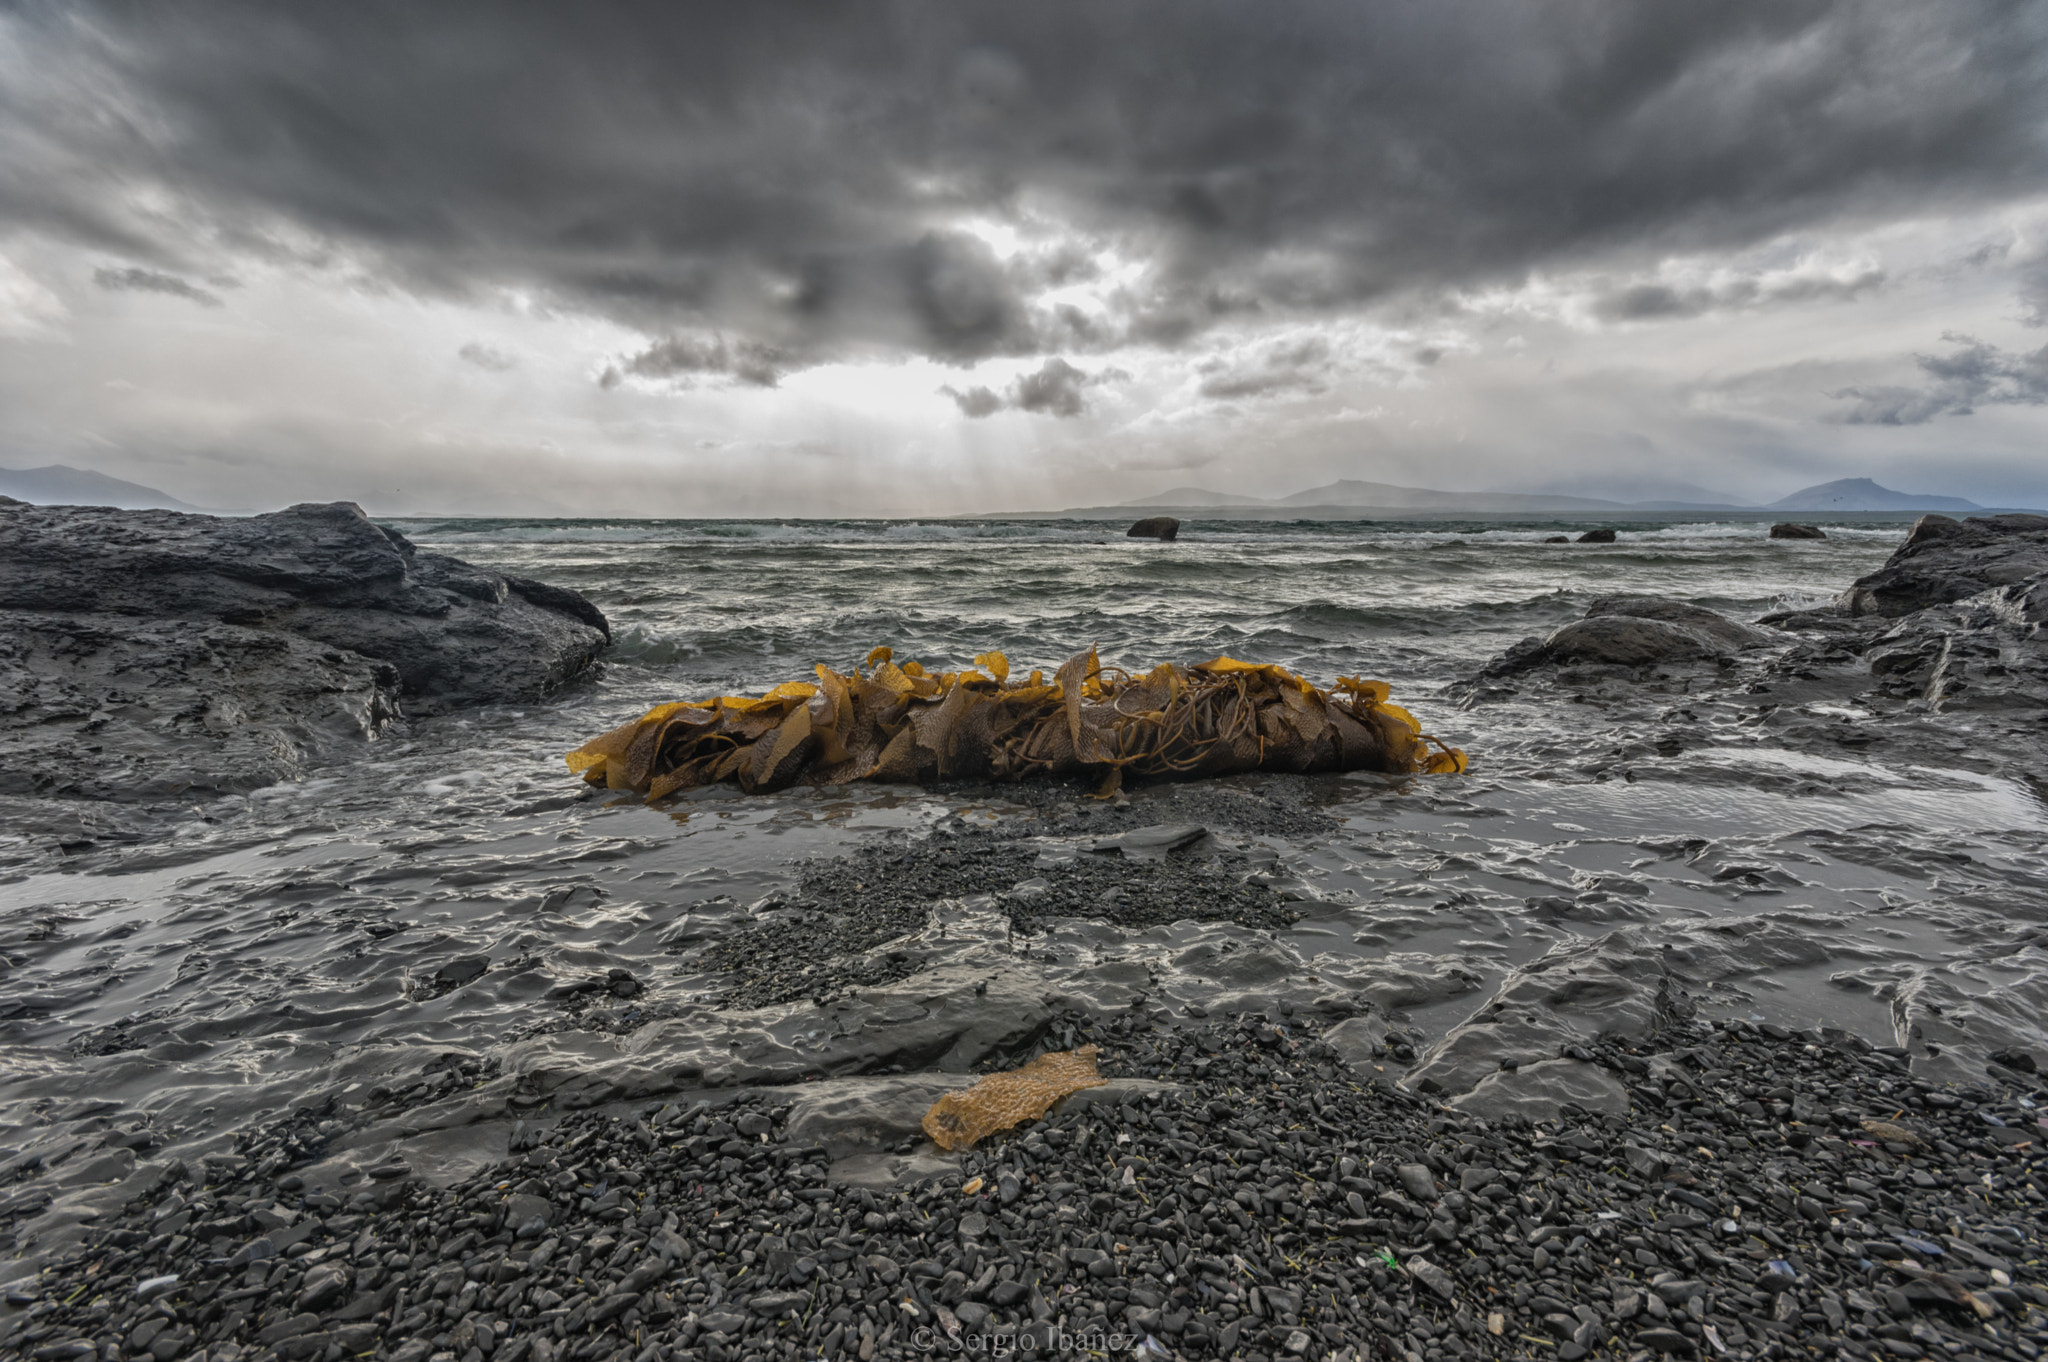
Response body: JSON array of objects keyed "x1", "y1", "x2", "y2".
[
  {"x1": 2020, "y1": 255, "x2": 2048, "y2": 327},
  {"x1": 600, "y1": 335, "x2": 785, "y2": 389},
  {"x1": 1835, "y1": 333, "x2": 2048, "y2": 424},
  {"x1": 8, "y1": 1, "x2": 2047, "y2": 364},
  {"x1": 944, "y1": 358, "x2": 1117, "y2": 418},
  {"x1": 1592, "y1": 266, "x2": 1886, "y2": 322},
  {"x1": 91, "y1": 265, "x2": 222, "y2": 307},
  {"x1": 457, "y1": 342, "x2": 516, "y2": 372},
  {"x1": 944, "y1": 385, "x2": 1004, "y2": 419},
  {"x1": 1197, "y1": 335, "x2": 1336, "y2": 400}
]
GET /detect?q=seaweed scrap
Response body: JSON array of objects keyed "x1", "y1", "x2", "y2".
[
  {"x1": 922, "y1": 1045, "x2": 1107, "y2": 1151},
  {"x1": 566, "y1": 647, "x2": 1466, "y2": 798}
]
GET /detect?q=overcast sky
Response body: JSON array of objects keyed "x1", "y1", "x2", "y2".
[{"x1": 3, "y1": 1, "x2": 2047, "y2": 515}]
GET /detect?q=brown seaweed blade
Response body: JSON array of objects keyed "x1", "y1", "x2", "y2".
[{"x1": 564, "y1": 648, "x2": 1468, "y2": 798}]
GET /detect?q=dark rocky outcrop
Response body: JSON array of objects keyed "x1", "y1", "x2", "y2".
[
  {"x1": 1125, "y1": 516, "x2": 1180, "y2": 540},
  {"x1": 1769, "y1": 522, "x2": 1826, "y2": 539},
  {"x1": 0, "y1": 501, "x2": 609, "y2": 798},
  {"x1": 1838, "y1": 512, "x2": 2048, "y2": 617},
  {"x1": 1541, "y1": 535, "x2": 1570, "y2": 544},
  {"x1": 1575, "y1": 528, "x2": 1617, "y2": 543},
  {"x1": 1478, "y1": 596, "x2": 1773, "y2": 676}
]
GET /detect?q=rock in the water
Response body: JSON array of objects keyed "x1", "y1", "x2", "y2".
[
  {"x1": 1583, "y1": 596, "x2": 1773, "y2": 652},
  {"x1": 0, "y1": 500, "x2": 608, "y2": 799},
  {"x1": 1127, "y1": 516, "x2": 1180, "y2": 540},
  {"x1": 1542, "y1": 616, "x2": 1719, "y2": 666},
  {"x1": 1543, "y1": 535, "x2": 1570, "y2": 544},
  {"x1": 1769, "y1": 522, "x2": 1827, "y2": 540},
  {"x1": 1478, "y1": 597, "x2": 1773, "y2": 676},
  {"x1": 1839, "y1": 512, "x2": 2048, "y2": 617},
  {"x1": 1575, "y1": 528, "x2": 1617, "y2": 543}
]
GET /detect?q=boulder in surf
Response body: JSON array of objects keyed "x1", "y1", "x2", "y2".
[{"x1": 1127, "y1": 516, "x2": 1180, "y2": 540}]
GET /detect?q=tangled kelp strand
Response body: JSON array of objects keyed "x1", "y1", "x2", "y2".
[{"x1": 567, "y1": 647, "x2": 1466, "y2": 798}]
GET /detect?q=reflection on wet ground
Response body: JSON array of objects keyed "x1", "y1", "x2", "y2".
[{"x1": 4, "y1": 696, "x2": 2043, "y2": 1162}]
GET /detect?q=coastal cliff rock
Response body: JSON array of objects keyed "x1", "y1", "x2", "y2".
[
  {"x1": 0, "y1": 500, "x2": 608, "y2": 798},
  {"x1": 1839, "y1": 512, "x2": 2048, "y2": 617}
]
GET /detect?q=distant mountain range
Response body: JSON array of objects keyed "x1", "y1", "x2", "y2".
[
  {"x1": 1035, "y1": 475, "x2": 2006, "y2": 518},
  {"x1": 0, "y1": 463, "x2": 206, "y2": 512},
  {"x1": 0, "y1": 461, "x2": 2018, "y2": 520}
]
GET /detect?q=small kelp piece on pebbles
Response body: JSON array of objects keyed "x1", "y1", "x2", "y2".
[
  {"x1": 565, "y1": 646, "x2": 1468, "y2": 799},
  {"x1": 922, "y1": 1046, "x2": 1108, "y2": 1152}
]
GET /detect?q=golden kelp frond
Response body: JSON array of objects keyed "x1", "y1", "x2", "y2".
[
  {"x1": 921, "y1": 1046, "x2": 1107, "y2": 1152},
  {"x1": 563, "y1": 646, "x2": 1468, "y2": 798}
]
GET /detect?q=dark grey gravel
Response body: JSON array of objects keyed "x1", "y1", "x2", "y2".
[
  {"x1": 701, "y1": 788, "x2": 1316, "y2": 1009},
  {"x1": 6, "y1": 1012, "x2": 2044, "y2": 1362}
]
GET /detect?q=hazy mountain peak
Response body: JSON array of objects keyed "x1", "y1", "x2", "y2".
[
  {"x1": 1766, "y1": 478, "x2": 1980, "y2": 513},
  {"x1": 0, "y1": 463, "x2": 206, "y2": 512}
]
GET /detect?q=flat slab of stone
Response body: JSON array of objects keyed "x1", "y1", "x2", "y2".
[{"x1": 1447, "y1": 1058, "x2": 1630, "y2": 1122}]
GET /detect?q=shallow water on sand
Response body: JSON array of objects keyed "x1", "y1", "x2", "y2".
[{"x1": 3, "y1": 516, "x2": 2045, "y2": 1193}]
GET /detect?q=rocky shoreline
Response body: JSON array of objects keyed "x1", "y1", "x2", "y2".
[
  {"x1": 2, "y1": 512, "x2": 2046, "y2": 1360},
  {"x1": 5, "y1": 1013, "x2": 2043, "y2": 1362}
]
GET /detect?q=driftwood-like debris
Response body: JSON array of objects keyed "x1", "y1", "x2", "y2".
[{"x1": 566, "y1": 646, "x2": 1467, "y2": 799}]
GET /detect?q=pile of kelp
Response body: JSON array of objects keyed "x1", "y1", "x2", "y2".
[{"x1": 565, "y1": 647, "x2": 1467, "y2": 800}]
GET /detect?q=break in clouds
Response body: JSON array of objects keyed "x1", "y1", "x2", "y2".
[{"x1": 3, "y1": 1, "x2": 2048, "y2": 510}]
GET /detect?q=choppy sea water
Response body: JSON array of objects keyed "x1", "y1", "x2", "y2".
[{"x1": 4, "y1": 517, "x2": 2045, "y2": 1196}]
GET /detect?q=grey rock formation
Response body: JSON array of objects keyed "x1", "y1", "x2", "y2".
[
  {"x1": 1768, "y1": 522, "x2": 1827, "y2": 540},
  {"x1": 1854, "y1": 571, "x2": 2048, "y2": 714},
  {"x1": 1574, "y1": 528, "x2": 1617, "y2": 543},
  {"x1": 1126, "y1": 515, "x2": 1180, "y2": 540},
  {"x1": 1583, "y1": 596, "x2": 1773, "y2": 651},
  {"x1": 0, "y1": 614, "x2": 399, "y2": 800},
  {"x1": 1839, "y1": 512, "x2": 2048, "y2": 617},
  {"x1": 1479, "y1": 597, "x2": 1773, "y2": 675},
  {"x1": 0, "y1": 500, "x2": 608, "y2": 798}
]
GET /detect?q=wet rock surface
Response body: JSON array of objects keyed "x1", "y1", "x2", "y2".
[
  {"x1": 6, "y1": 1013, "x2": 2044, "y2": 1362},
  {"x1": 1476, "y1": 598, "x2": 1773, "y2": 677},
  {"x1": 1838, "y1": 513, "x2": 2048, "y2": 618},
  {"x1": 0, "y1": 613, "x2": 402, "y2": 800},
  {"x1": 1770, "y1": 524, "x2": 1828, "y2": 540},
  {"x1": 0, "y1": 500, "x2": 608, "y2": 798}
]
